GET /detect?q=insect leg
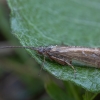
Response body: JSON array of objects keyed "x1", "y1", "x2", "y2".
[
  {"x1": 65, "y1": 61, "x2": 76, "y2": 78},
  {"x1": 38, "y1": 56, "x2": 45, "y2": 76}
]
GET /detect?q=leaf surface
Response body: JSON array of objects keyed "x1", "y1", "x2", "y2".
[{"x1": 8, "y1": 0, "x2": 100, "y2": 92}]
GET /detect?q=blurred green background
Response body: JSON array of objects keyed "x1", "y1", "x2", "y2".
[{"x1": 0, "y1": 0, "x2": 100, "y2": 100}]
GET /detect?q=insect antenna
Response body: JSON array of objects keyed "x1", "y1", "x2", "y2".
[
  {"x1": 0, "y1": 45, "x2": 46, "y2": 76},
  {"x1": 0, "y1": 46, "x2": 38, "y2": 51}
]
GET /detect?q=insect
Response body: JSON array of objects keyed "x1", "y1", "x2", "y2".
[{"x1": 0, "y1": 45, "x2": 100, "y2": 78}]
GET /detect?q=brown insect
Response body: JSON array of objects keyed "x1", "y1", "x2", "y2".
[{"x1": 0, "y1": 45, "x2": 100, "y2": 78}]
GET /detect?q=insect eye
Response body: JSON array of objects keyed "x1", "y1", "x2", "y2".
[
  {"x1": 43, "y1": 49, "x2": 46, "y2": 53},
  {"x1": 39, "y1": 49, "x2": 43, "y2": 53},
  {"x1": 38, "y1": 48, "x2": 45, "y2": 54}
]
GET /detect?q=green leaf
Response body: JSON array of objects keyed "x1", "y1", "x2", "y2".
[
  {"x1": 45, "y1": 82, "x2": 69, "y2": 100},
  {"x1": 83, "y1": 91, "x2": 98, "y2": 100},
  {"x1": 7, "y1": 0, "x2": 100, "y2": 92}
]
